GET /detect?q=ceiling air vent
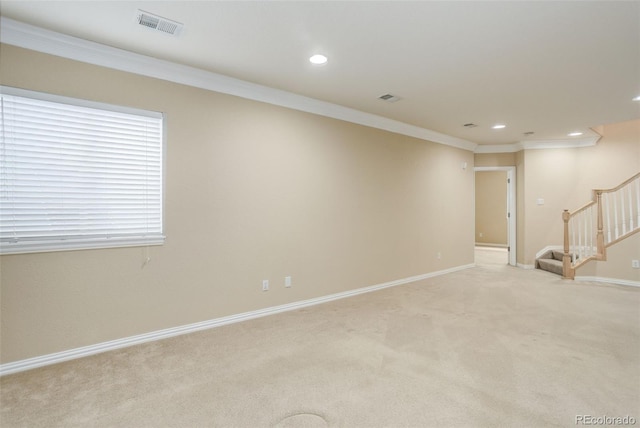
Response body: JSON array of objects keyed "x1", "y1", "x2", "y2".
[
  {"x1": 135, "y1": 10, "x2": 183, "y2": 36},
  {"x1": 378, "y1": 94, "x2": 401, "y2": 103},
  {"x1": 463, "y1": 123, "x2": 478, "y2": 128}
]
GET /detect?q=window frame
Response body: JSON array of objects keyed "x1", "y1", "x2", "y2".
[{"x1": 0, "y1": 86, "x2": 166, "y2": 255}]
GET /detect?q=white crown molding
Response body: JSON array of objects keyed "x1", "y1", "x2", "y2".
[
  {"x1": 1, "y1": 17, "x2": 607, "y2": 154},
  {"x1": 520, "y1": 135, "x2": 601, "y2": 150},
  {"x1": 0, "y1": 17, "x2": 478, "y2": 152},
  {"x1": 0, "y1": 263, "x2": 475, "y2": 376},
  {"x1": 474, "y1": 143, "x2": 522, "y2": 154},
  {"x1": 474, "y1": 135, "x2": 601, "y2": 154}
]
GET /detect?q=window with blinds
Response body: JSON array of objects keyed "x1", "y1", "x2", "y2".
[{"x1": 0, "y1": 87, "x2": 165, "y2": 254}]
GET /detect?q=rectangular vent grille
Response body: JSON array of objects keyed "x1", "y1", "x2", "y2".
[
  {"x1": 378, "y1": 94, "x2": 401, "y2": 103},
  {"x1": 136, "y1": 10, "x2": 183, "y2": 36},
  {"x1": 463, "y1": 123, "x2": 478, "y2": 128}
]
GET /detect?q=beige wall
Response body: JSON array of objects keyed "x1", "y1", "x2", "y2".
[
  {"x1": 474, "y1": 122, "x2": 639, "y2": 273},
  {"x1": 521, "y1": 120, "x2": 640, "y2": 270},
  {"x1": 475, "y1": 171, "x2": 508, "y2": 246},
  {"x1": 516, "y1": 151, "x2": 526, "y2": 266},
  {"x1": 0, "y1": 45, "x2": 475, "y2": 363},
  {"x1": 576, "y1": 233, "x2": 640, "y2": 282},
  {"x1": 474, "y1": 153, "x2": 516, "y2": 168}
]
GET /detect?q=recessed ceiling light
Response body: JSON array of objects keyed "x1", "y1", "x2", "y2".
[
  {"x1": 492, "y1": 124, "x2": 506, "y2": 129},
  {"x1": 568, "y1": 132, "x2": 583, "y2": 137},
  {"x1": 633, "y1": 95, "x2": 640, "y2": 102},
  {"x1": 309, "y1": 54, "x2": 328, "y2": 65}
]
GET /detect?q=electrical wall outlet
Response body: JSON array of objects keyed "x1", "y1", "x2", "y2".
[
  {"x1": 285, "y1": 276, "x2": 292, "y2": 288},
  {"x1": 437, "y1": 251, "x2": 442, "y2": 260},
  {"x1": 262, "y1": 279, "x2": 269, "y2": 291},
  {"x1": 632, "y1": 260, "x2": 640, "y2": 269}
]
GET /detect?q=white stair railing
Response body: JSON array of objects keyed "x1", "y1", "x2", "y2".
[
  {"x1": 569, "y1": 202, "x2": 598, "y2": 263},
  {"x1": 562, "y1": 172, "x2": 640, "y2": 279},
  {"x1": 602, "y1": 176, "x2": 640, "y2": 245}
]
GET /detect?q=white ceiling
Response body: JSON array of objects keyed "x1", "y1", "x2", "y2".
[{"x1": 1, "y1": 1, "x2": 639, "y2": 147}]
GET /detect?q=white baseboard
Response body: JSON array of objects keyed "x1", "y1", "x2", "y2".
[
  {"x1": 518, "y1": 263, "x2": 535, "y2": 270},
  {"x1": 475, "y1": 245, "x2": 508, "y2": 251},
  {"x1": 0, "y1": 263, "x2": 475, "y2": 376},
  {"x1": 574, "y1": 276, "x2": 640, "y2": 288}
]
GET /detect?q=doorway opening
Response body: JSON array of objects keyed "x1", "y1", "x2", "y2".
[{"x1": 474, "y1": 166, "x2": 516, "y2": 266}]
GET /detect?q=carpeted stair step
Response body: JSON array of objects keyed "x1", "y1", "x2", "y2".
[{"x1": 536, "y1": 250, "x2": 567, "y2": 276}]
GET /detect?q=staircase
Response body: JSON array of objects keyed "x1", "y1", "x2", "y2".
[
  {"x1": 536, "y1": 250, "x2": 566, "y2": 276},
  {"x1": 537, "y1": 172, "x2": 640, "y2": 278}
]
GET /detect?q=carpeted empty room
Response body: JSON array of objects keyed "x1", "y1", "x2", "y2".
[
  {"x1": 2, "y1": 3, "x2": 639, "y2": 427},
  {"x1": 1, "y1": 249, "x2": 638, "y2": 427}
]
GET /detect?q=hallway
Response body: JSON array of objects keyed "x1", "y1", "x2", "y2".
[{"x1": 475, "y1": 246, "x2": 508, "y2": 267}]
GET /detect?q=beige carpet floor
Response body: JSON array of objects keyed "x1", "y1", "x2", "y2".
[{"x1": 1, "y1": 248, "x2": 639, "y2": 427}]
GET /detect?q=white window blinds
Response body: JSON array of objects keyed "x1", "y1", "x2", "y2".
[{"x1": 0, "y1": 87, "x2": 164, "y2": 254}]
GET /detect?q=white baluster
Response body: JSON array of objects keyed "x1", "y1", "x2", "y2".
[
  {"x1": 611, "y1": 193, "x2": 620, "y2": 240},
  {"x1": 571, "y1": 216, "x2": 576, "y2": 264},
  {"x1": 593, "y1": 204, "x2": 597, "y2": 255},
  {"x1": 578, "y1": 213, "x2": 584, "y2": 261},
  {"x1": 604, "y1": 192, "x2": 612, "y2": 244},
  {"x1": 589, "y1": 205, "x2": 598, "y2": 256},
  {"x1": 616, "y1": 188, "x2": 627, "y2": 235},
  {"x1": 585, "y1": 209, "x2": 590, "y2": 257},
  {"x1": 585, "y1": 209, "x2": 589, "y2": 257},
  {"x1": 636, "y1": 178, "x2": 640, "y2": 231},
  {"x1": 627, "y1": 183, "x2": 634, "y2": 232}
]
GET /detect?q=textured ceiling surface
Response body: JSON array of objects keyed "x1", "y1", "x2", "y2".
[{"x1": 1, "y1": 1, "x2": 639, "y2": 146}]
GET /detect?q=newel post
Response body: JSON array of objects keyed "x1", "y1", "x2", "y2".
[
  {"x1": 562, "y1": 209, "x2": 574, "y2": 279},
  {"x1": 595, "y1": 190, "x2": 606, "y2": 261}
]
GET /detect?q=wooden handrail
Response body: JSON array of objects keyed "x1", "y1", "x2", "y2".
[
  {"x1": 569, "y1": 200, "x2": 596, "y2": 219},
  {"x1": 562, "y1": 172, "x2": 640, "y2": 279},
  {"x1": 594, "y1": 172, "x2": 640, "y2": 194},
  {"x1": 568, "y1": 173, "x2": 640, "y2": 222}
]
